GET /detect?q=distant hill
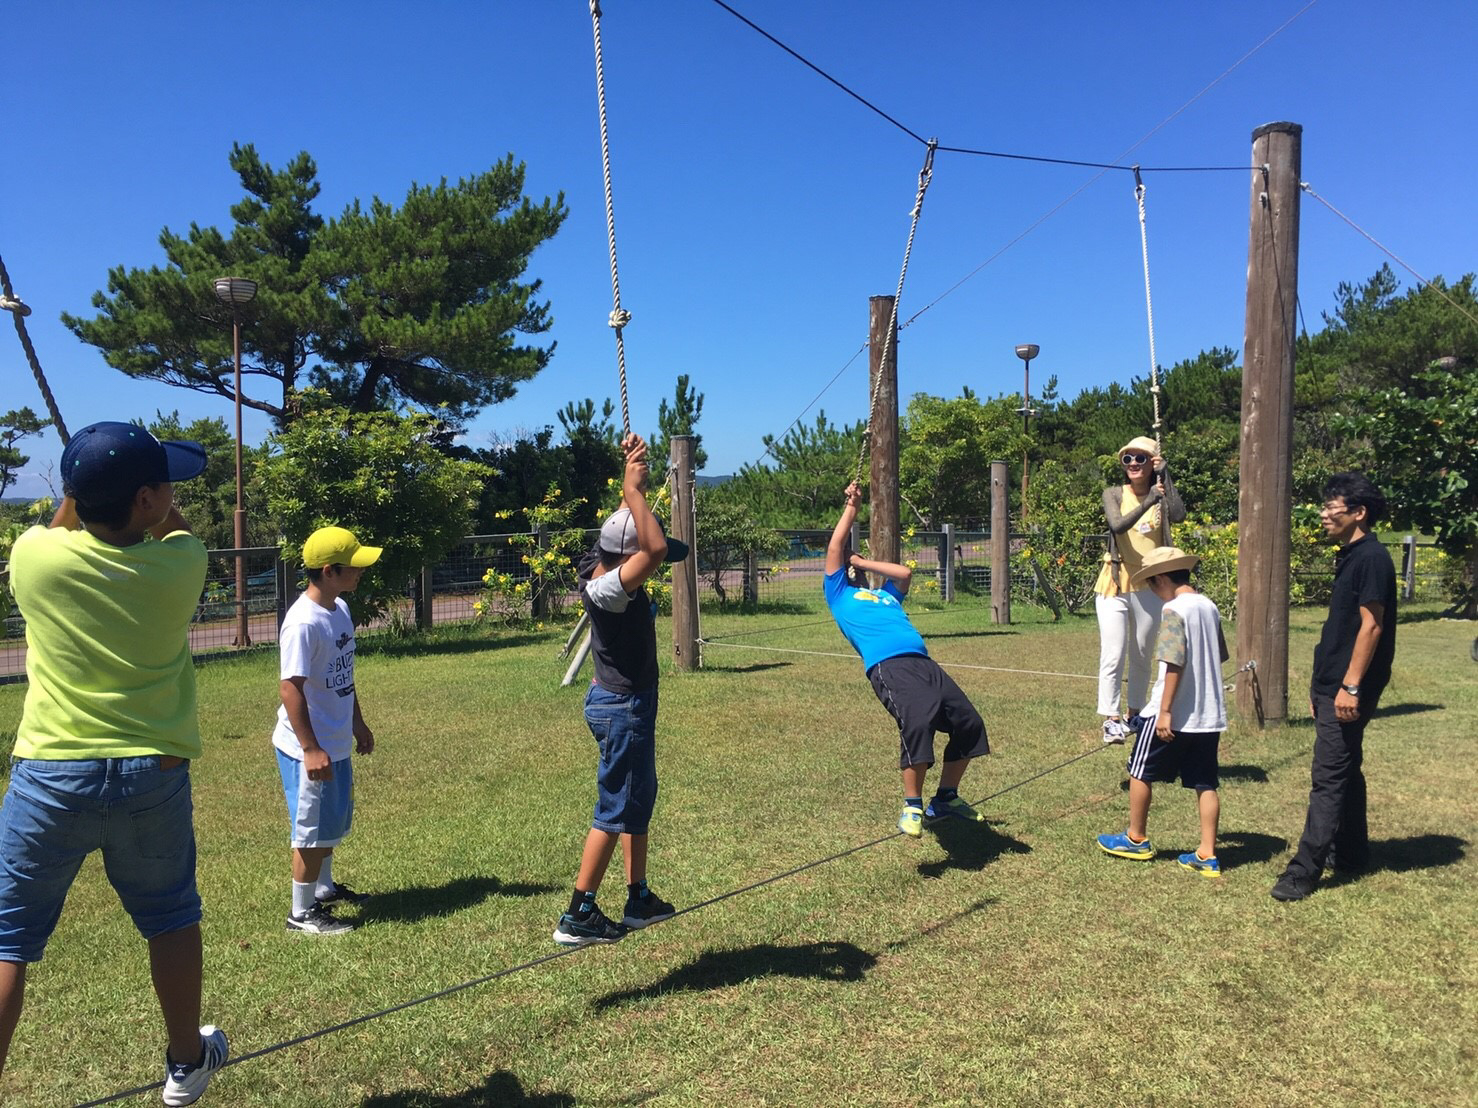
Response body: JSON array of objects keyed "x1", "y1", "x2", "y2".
[{"x1": 695, "y1": 474, "x2": 732, "y2": 488}]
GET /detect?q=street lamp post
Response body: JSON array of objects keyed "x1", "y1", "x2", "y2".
[
  {"x1": 1015, "y1": 343, "x2": 1039, "y2": 523},
  {"x1": 213, "y1": 276, "x2": 258, "y2": 647}
]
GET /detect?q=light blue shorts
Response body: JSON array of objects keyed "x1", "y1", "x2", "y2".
[
  {"x1": 276, "y1": 749, "x2": 354, "y2": 848},
  {"x1": 0, "y1": 756, "x2": 201, "y2": 963}
]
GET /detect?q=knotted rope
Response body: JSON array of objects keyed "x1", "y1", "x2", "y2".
[
  {"x1": 1132, "y1": 167, "x2": 1162, "y2": 450},
  {"x1": 588, "y1": 0, "x2": 634, "y2": 435},
  {"x1": 0, "y1": 252, "x2": 69, "y2": 445}
]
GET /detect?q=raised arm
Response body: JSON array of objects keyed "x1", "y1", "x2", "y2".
[
  {"x1": 825, "y1": 482, "x2": 863, "y2": 574},
  {"x1": 850, "y1": 554, "x2": 912, "y2": 596},
  {"x1": 615, "y1": 434, "x2": 668, "y2": 591}
]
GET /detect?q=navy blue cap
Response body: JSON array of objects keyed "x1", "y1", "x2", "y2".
[{"x1": 61, "y1": 422, "x2": 208, "y2": 504}]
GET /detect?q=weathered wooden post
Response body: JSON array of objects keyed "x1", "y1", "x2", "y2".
[
  {"x1": 991, "y1": 460, "x2": 1010, "y2": 625},
  {"x1": 868, "y1": 295, "x2": 900, "y2": 566},
  {"x1": 1236, "y1": 121, "x2": 1301, "y2": 725},
  {"x1": 669, "y1": 435, "x2": 700, "y2": 672}
]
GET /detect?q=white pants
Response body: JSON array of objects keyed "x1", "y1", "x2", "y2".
[{"x1": 1095, "y1": 588, "x2": 1164, "y2": 717}]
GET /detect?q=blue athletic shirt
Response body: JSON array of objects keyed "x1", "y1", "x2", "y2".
[{"x1": 824, "y1": 568, "x2": 928, "y2": 672}]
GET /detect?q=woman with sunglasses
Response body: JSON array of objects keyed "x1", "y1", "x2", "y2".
[{"x1": 1093, "y1": 435, "x2": 1186, "y2": 743}]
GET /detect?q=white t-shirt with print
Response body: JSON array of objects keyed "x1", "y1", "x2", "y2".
[
  {"x1": 1146, "y1": 591, "x2": 1227, "y2": 733},
  {"x1": 272, "y1": 593, "x2": 358, "y2": 762}
]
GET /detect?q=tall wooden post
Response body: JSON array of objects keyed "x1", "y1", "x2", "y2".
[
  {"x1": 1236, "y1": 121, "x2": 1301, "y2": 726},
  {"x1": 990, "y1": 460, "x2": 1010, "y2": 624},
  {"x1": 669, "y1": 435, "x2": 700, "y2": 672},
  {"x1": 868, "y1": 295, "x2": 900, "y2": 565}
]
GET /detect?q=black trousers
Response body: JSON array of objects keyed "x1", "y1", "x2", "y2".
[{"x1": 1287, "y1": 692, "x2": 1374, "y2": 879}]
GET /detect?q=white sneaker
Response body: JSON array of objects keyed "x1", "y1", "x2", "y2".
[
  {"x1": 286, "y1": 902, "x2": 355, "y2": 935},
  {"x1": 1102, "y1": 718, "x2": 1128, "y2": 745},
  {"x1": 162, "y1": 1025, "x2": 228, "y2": 1106}
]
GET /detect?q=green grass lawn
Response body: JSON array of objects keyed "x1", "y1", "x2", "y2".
[{"x1": 0, "y1": 600, "x2": 1473, "y2": 1107}]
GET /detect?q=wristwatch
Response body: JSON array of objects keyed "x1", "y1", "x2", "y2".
[{"x1": 1341, "y1": 683, "x2": 1361, "y2": 696}]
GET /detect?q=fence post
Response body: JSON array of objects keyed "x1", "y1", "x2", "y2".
[
  {"x1": 991, "y1": 460, "x2": 1011, "y2": 624},
  {"x1": 743, "y1": 551, "x2": 759, "y2": 604},
  {"x1": 275, "y1": 550, "x2": 290, "y2": 630},
  {"x1": 531, "y1": 524, "x2": 549, "y2": 619},
  {"x1": 669, "y1": 435, "x2": 700, "y2": 672},
  {"x1": 940, "y1": 523, "x2": 955, "y2": 603},
  {"x1": 1402, "y1": 534, "x2": 1416, "y2": 601},
  {"x1": 416, "y1": 566, "x2": 433, "y2": 630}
]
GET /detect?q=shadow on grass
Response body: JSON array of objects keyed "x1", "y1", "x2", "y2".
[
  {"x1": 1376, "y1": 702, "x2": 1445, "y2": 719},
  {"x1": 915, "y1": 628, "x2": 1019, "y2": 641},
  {"x1": 704, "y1": 661, "x2": 795, "y2": 674},
  {"x1": 1368, "y1": 833, "x2": 1467, "y2": 873},
  {"x1": 362, "y1": 1070, "x2": 575, "y2": 1106},
  {"x1": 917, "y1": 819, "x2": 1031, "y2": 878},
  {"x1": 592, "y1": 940, "x2": 877, "y2": 1011},
  {"x1": 1217, "y1": 830, "x2": 1288, "y2": 868},
  {"x1": 1220, "y1": 763, "x2": 1270, "y2": 783},
  {"x1": 884, "y1": 896, "x2": 997, "y2": 954},
  {"x1": 358, "y1": 875, "x2": 557, "y2": 925}
]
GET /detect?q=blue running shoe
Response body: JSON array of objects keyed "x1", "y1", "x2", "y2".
[
  {"x1": 924, "y1": 796, "x2": 984, "y2": 823},
  {"x1": 553, "y1": 903, "x2": 628, "y2": 947},
  {"x1": 897, "y1": 804, "x2": 924, "y2": 838},
  {"x1": 1096, "y1": 831, "x2": 1154, "y2": 860},
  {"x1": 163, "y1": 1025, "x2": 229, "y2": 1106},
  {"x1": 1177, "y1": 851, "x2": 1222, "y2": 878}
]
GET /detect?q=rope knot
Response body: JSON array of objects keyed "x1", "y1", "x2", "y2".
[
  {"x1": 0, "y1": 295, "x2": 32, "y2": 317},
  {"x1": 608, "y1": 307, "x2": 631, "y2": 329}
]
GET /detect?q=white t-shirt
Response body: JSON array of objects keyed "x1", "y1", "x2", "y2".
[
  {"x1": 272, "y1": 593, "x2": 358, "y2": 762},
  {"x1": 1146, "y1": 591, "x2": 1227, "y2": 733}
]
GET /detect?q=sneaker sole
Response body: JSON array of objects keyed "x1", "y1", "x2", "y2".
[
  {"x1": 1177, "y1": 860, "x2": 1222, "y2": 879},
  {"x1": 286, "y1": 921, "x2": 355, "y2": 936},
  {"x1": 552, "y1": 929, "x2": 625, "y2": 947},
  {"x1": 1096, "y1": 843, "x2": 1154, "y2": 860},
  {"x1": 622, "y1": 910, "x2": 676, "y2": 930}
]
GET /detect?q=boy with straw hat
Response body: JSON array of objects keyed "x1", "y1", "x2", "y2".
[{"x1": 1096, "y1": 545, "x2": 1229, "y2": 877}]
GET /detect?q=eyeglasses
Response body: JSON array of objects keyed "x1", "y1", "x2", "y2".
[
  {"x1": 1321, "y1": 502, "x2": 1352, "y2": 516},
  {"x1": 1120, "y1": 453, "x2": 1150, "y2": 466}
]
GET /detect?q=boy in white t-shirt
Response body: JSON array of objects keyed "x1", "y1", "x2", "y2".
[
  {"x1": 273, "y1": 526, "x2": 382, "y2": 934},
  {"x1": 1096, "y1": 546, "x2": 1229, "y2": 877}
]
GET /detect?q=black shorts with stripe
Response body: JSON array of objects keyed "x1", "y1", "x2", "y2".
[
  {"x1": 867, "y1": 653, "x2": 990, "y2": 769},
  {"x1": 1125, "y1": 714, "x2": 1220, "y2": 791}
]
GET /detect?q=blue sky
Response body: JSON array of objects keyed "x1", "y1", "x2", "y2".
[{"x1": 3, "y1": 1, "x2": 1475, "y2": 499}]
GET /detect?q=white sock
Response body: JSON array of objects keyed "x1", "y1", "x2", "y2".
[
  {"x1": 314, "y1": 857, "x2": 335, "y2": 900},
  {"x1": 292, "y1": 882, "x2": 316, "y2": 917}
]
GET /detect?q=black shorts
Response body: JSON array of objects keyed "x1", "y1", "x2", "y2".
[
  {"x1": 1125, "y1": 715, "x2": 1219, "y2": 791},
  {"x1": 867, "y1": 654, "x2": 990, "y2": 769}
]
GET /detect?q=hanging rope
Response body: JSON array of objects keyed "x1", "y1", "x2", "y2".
[
  {"x1": 1132, "y1": 167, "x2": 1162, "y2": 450},
  {"x1": 854, "y1": 139, "x2": 938, "y2": 487},
  {"x1": 0, "y1": 252, "x2": 70, "y2": 445},
  {"x1": 588, "y1": 0, "x2": 634, "y2": 436}
]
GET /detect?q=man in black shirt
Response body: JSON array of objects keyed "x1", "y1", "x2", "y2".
[{"x1": 1272, "y1": 474, "x2": 1397, "y2": 902}]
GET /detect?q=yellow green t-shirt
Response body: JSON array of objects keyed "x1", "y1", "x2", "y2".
[{"x1": 10, "y1": 525, "x2": 207, "y2": 760}]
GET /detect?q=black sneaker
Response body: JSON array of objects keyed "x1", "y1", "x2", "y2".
[
  {"x1": 552, "y1": 903, "x2": 628, "y2": 947},
  {"x1": 316, "y1": 881, "x2": 371, "y2": 907},
  {"x1": 622, "y1": 889, "x2": 676, "y2": 930},
  {"x1": 286, "y1": 903, "x2": 355, "y2": 935},
  {"x1": 1270, "y1": 872, "x2": 1318, "y2": 902}
]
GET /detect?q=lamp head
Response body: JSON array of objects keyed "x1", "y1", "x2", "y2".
[
  {"x1": 213, "y1": 277, "x2": 258, "y2": 306},
  {"x1": 1015, "y1": 343, "x2": 1039, "y2": 361}
]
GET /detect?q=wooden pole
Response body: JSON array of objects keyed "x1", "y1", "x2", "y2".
[
  {"x1": 868, "y1": 295, "x2": 900, "y2": 566},
  {"x1": 1236, "y1": 121, "x2": 1301, "y2": 726},
  {"x1": 990, "y1": 459, "x2": 1010, "y2": 624},
  {"x1": 669, "y1": 435, "x2": 700, "y2": 672}
]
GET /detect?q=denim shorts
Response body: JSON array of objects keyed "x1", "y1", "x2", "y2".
[
  {"x1": 0, "y1": 756, "x2": 201, "y2": 963},
  {"x1": 585, "y1": 682, "x2": 658, "y2": 835}
]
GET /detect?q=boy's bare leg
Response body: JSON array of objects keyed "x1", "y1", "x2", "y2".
[
  {"x1": 575, "y1": 828, "x2": 620, "y2": 894},
  {"x1": 291, "y1": 846, "x2": 333, "y2": 884},
  {"x1": 149, "y1": 924, "x2": 205, "y2": 1065},
  {"x1": 1196, "y1": 788, "x2": 1220, "y2": 858},
  {"x1": 620, "y1": 833, "x2": 648, "y2": 885},
  {"x1": 1127, "y1": 777, "x2": 1152, "y2": 841},
  {"x1": 0, "y1": 960, "x2": 26, "y2": 1078},
  {"x1": 939, "y1": 758, "x2": 970, "y2": 790},
  {"x1": 901, "y1": 764, "x2": 928, "y2": 799}
]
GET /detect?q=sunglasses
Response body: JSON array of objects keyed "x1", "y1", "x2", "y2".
[{"x1": 1120, "y1": 453, "x2": 1151, "y2": 466}]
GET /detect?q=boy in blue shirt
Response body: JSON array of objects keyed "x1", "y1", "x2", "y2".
[{"x1": 825, "y1": 483, "x2": 990, "y2": 836}]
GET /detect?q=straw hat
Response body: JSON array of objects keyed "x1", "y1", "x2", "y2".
[
  {"x1": 1130, "y1": 545, "x2": 1199, "y2": 587},
  {"x1": 1117, "y1": 435, "x2": 1160, "y2": 459}
]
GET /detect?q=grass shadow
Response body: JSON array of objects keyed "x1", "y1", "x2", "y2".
[
  {"x1": 705, "y1": 661, "x2": 794, "y2": 674},
  {"x1": 593, "y1": 941, "x2": 877, "y2": 1011},
  {"x1": 359, "y1": 631, "x2": 548, "y2": 660},
  {"x1": 917, "y1": 628, "x2": 1020, "y2": 641},
  {"x1": 1220, "y1": 763, "x2": 1270, "y2": 784},
  {"x1": 918, "y1": 818, "x2": 1031, "y2": 878},
  {"x1": 1368, "y1": 833, "x2": 1467, "y2": 873},
  {"x1": 362, "y1": 1070, "x2": 575, "y2": 1106},
  {"x1": 357, "y1": 875, "x2": 557, "y2": 925},
  {"x1": 883, "y1": 896, "x2": 997, "y2": 954},
  {"x1": 1216, "y1": 830, "x2": 1288, "y2": 868},
  {"x1": 1376, "y1": 702, "x2": 1445, "y2": 719}
]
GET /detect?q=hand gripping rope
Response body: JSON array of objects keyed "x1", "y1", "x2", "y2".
[
  {"x1": 588, "y1": 0, "x2": 635, "y2": 436},
  {"x1": 854, "y1": 140, "x2": 937, "y2": 488}
]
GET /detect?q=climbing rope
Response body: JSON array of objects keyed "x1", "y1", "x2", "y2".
[
  {"x1": 1132, "y1": 167, "x2": 1162, "y2": 450},
  {"x1": 0, "y1": 252, "x2": 70, "y2": 445},
  {"x1": 588, "y1": 0, "x2": 634, "y2": 435},
  {"x1": 854, "y1": 140, "x2": 938, "y2": 487}
]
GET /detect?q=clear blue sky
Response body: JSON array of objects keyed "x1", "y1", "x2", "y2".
[{"x1": 3, "y1": 1, "x2": 1475, "y2": 499}]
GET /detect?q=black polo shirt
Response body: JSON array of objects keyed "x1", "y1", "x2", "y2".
[{"x1": 1311, "y1": 533, "x2": 1397, "y2": 699}]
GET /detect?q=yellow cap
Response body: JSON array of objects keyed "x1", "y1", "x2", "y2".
[{"x1": 301, "y1": 526, "x2": 382, "y2": 569}]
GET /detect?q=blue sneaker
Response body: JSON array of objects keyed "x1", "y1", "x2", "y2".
[
  {"x1": 897, "y1": 804, "x2": 924, "y2": 838},
  {"x1": 1177, "y1": 851, "x2": 1222, "y2": 878},
  {"x1": 924, "y1": 796, "x2": 984, "y2": 823},
  {"x1": 553, "y1": 903, "x2": 628, "y2": 947},
  {"x1": 162, "y1": 1025, "x2": 229, "y2": 1106},
  {"x1": 1096, "y1": 831, "x2": 1154, "y2": 860}
]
